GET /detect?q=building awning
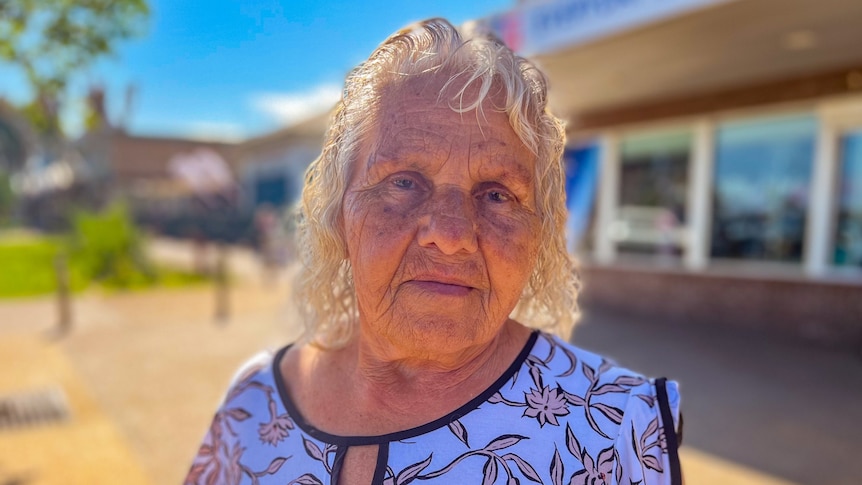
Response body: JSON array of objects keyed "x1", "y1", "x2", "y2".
[{"x1": 480, "y1": 0, "x2": 862, "y2": 126}]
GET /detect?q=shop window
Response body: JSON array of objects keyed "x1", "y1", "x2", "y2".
[
  {"x1": 711, "y1": 115, "x2": 815, "y2": 262},
  {"x1": 615, "y1": 130, "x2": 690, "y2": 257},
  {"x1": 834, "y1": 130, "x2": 862, "y2": 268}
]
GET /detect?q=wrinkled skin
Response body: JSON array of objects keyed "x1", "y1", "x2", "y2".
[{"x1": 341, "y1": 76, "x2": 541, "y2": 366}]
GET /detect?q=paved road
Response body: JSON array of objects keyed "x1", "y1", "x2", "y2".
[
  {"x1": 573, "y1": 308, "x2": 862, "y2": 485},
  {"x1": 1, "y1": 240, "x2": 859, "y2": 484}
]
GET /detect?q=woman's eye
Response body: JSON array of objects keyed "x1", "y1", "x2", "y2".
[
  {"x1": 486, "y1": 189, "x2": 513, "y2": 203},
  {"x1": 392, "y1": 177, "x2": 415, "y2": 189}
]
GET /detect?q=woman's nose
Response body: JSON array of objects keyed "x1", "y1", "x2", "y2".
[{"x1": 417, "y1": 188, "x2": 478, "y2": 255}]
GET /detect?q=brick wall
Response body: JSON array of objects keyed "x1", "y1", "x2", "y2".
[{"x1": 578, "y1": 263, "x2": 862, "y2": 351}]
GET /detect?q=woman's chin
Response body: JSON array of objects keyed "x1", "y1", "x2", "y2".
[{"x1": 382, "y1": 314, "x2": 498, "y2": 361}]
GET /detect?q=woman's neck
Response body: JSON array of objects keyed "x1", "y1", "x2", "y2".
[
  {"x1": 288, "y1": 320, "x2": 531, "y2": 435},
  {"x1": 356, "y1": 321, "x2": 526, "y2": 404}
]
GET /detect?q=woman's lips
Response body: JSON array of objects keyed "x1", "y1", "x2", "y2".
[{"x1": 407, "y1": 280, "x2": 473, "y2": 296}]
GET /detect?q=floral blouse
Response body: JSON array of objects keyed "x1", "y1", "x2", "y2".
[{"x1": 186, "y1": 331, "x2": 681, "y2": 485}]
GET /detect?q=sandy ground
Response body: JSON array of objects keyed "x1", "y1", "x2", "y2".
[{"x1": 0, "y1": 239, "x2": 859, "y2": 484}]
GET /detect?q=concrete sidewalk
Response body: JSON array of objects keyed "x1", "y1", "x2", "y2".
[
  {"x1": 573, "y1": 308, "x2": 862, "y2": 485},
  {"x1": 0, "y1": 242, "x2": 858, "y2": 484},
  {"x1": 0, "y1": 273, "x2": 299, "y2": 484},
  {"x1": 0, "y1": 334, "x2": 152, "y2": 485}
]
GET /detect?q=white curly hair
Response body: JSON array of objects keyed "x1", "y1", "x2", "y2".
[{"x1": 294, "y1": 18, "x2": 579, "y2": 348}]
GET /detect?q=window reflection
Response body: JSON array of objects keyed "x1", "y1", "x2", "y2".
[
  {"x1": 834, "y1": 130, "x2": 862, "y2": 268},
  {"x1": 615, "y1": 131, "x2": 690, "y2": 257},
  {"x1": 711, "y1": 115, "x2": 815, "y2": 262},
  {"x1": 564, "y1": 144, "x2": 600, "y2": 254}
]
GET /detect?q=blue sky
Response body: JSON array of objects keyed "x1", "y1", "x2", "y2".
[{"x1": 0, "y1": 0, "x2": 513, "y2": 141}]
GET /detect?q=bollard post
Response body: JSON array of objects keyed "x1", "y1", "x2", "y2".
[
  {"x1": 214, "y1": 243, "x2": 229, "y2": 324},
  {"x1": 54, "y1": 252, "x2": 72, "y2": 335}
]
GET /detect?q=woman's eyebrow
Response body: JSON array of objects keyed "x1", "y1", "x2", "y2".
[
  {"x1": 478, "y1": 159, "x2": 535, "y2": 186},
  {"x1": 365, "y1": 155, "x2": 425, "y2": 178},
  {"x1": 369, "y1": 138, "x2": 453, "y2": 169}
]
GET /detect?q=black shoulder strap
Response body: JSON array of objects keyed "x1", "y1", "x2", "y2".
[{"x1": 655, "y1": 377, "x2": 683, "y2": 485}]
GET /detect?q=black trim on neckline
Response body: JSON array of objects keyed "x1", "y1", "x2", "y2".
[
  {"x1": 271, "y1": 330, "x2": 539, "y2": 445},
  {"x1": 373, "y1": 443, "x2": 389, "y2": 485},
  {"x1": 331, "y1": 445, "x2": 346, "y2": 484}
]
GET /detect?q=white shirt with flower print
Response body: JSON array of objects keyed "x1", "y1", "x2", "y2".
[{"x1": 186, "y1": 331, "x2": 681, "y2": 485}]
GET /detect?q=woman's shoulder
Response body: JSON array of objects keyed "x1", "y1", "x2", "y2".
[
  {"x1": 539, "y1": 332, "x2": 679, "y2": 395},
  {"x1": 530, "y1": 331, "x2": 654, "y2": 386},
  {"x1": 524, "y1": 331, "x2": 681, "y2": 431},
  {"x1": 186, "y1": 346, "x2": 306, "y2": 484},
  {"x1": 444, "y1": 332, "x2": 682, "y2": 485}
]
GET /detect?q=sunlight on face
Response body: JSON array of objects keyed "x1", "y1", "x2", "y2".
[{"x1": 341, "y1": 75, "x2": 541, "y2": 360}]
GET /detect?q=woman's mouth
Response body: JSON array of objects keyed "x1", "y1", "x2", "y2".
[{"x1": 408, "y1": 279, "x2": 473, "y2": 296}]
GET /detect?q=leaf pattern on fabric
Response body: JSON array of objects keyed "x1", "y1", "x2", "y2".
[
  {"x1": 302, "y1": 436, "x2": 324, "y2": 462},
  {"x1": 482, "y1": 458, "x2": 498, "y2": 485},
  {"x1": 539, "y1": 332, "x2": 579, "y2": 378},
  {"x1": 501, "y1": 453, "x2": 542, "y2": 483},
  {"x1": 565, "y1": 423, "x2": 583, "y2": 459},
  {"x1": 484, "y1": 434, "x2": 528, "y2": 451},
  {"x1": 185, "y1": 333, "x2": 680, "y2": 484},
  {"x1": 395, "y1": 454, "x2": 433, "y2": 485},
  {"x1": 592, "y1": 402, "x2": 625, "y2": 425},
  {"x1": 550, "y1": 447, "x2": 564, "y2": 485},
  {"x1": 636, "y1": 394, "x2": 657, "y2": 408},
  {"x1": 184, "y1": 358, "x2": 332, "y2": 485},
  {"x1": 385, "y1": 434, "x2": 543, "y2": 483},
  {"x1": 564, "y1": 423, "x2": 614, "y2": 485},
  {"x1": 638, "y1": 418, "x2": 666, "y2": 472},
  {"x1": 490, "y1": 336, "x2": 648, "y2": 439},
  {"x1": 561, "y1": 359, "x2": 647, "y2": 440},
  {"x1": 287, "y1": 473, "x2": 323, "y2": 485},
  {"x1": 448, "y1": 419, "x2": 470, "y2": 447}
]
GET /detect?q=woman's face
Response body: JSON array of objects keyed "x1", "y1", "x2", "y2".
[{"x1": 341, "y1": 77, "x2": 541, "y2": 360}]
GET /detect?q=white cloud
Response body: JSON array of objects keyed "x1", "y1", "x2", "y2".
[{"x1": 250, "y1": 83, "x2": 341, "y2": 126}]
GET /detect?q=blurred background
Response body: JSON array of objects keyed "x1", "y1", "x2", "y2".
[{"x1": 0, "y1": 0, "x2": 860, "y2": 484}]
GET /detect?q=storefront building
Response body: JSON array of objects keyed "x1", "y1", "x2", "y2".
[{"x1": 479, "y1": 0, "x2": 862, "y2": 349}]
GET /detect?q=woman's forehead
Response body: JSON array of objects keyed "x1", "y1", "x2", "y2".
[
  {"x1": 373, "y1": 75, "x2": 523, "y2": 150},
  {"x1": 368, "y1": 98, "x2": 534, "y2": 177},
  {"x1": 343, "y1": 73, "x2": 535, "y2": 185},
  {"x1": 379, "y1": 72, "x2": 508, "y2": 111}
]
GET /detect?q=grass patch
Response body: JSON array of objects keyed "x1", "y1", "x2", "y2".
[
  {"x1": 0, "y1": 238, "x2": 89, "y2": 298},
  {"x1": 96, "y1": 265, "x2": 210, "y2": 292},
  {"x1": 158, "y1": 268, "x2": 210, "y2": 288},
  {"x1": 0, "y1": 235, "x2": 209, "y2": 298}
]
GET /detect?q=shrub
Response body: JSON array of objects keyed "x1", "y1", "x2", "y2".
[{"x1": 71, "y1": 202, "x2": 156, "y2": 288}]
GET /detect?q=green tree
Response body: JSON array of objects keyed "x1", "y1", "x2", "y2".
[
  {"x1": 0, "y1": 171, "x2": 13, "y2": 226},
  {"x1": 71, "y1": 202, "x2": 155, "y2": 288},
  {"x1": 0, "y1": 0, "x2": 149, "y2": 137}
]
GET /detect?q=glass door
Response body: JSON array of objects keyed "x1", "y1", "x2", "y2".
[
  {"x1": 711, "y1": 115, "x2": 816, "y2": 263},
  {"x1": 833, "y1": 129, "x2": 862, "y2": 269},
  {"x1": 615, "y1": 130, "x2": 691, "y2": 260}
]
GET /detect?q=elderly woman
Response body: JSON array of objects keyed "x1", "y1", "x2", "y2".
[{"x1": 186, "y1": 18, "x2": 681, "y2": 485}]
